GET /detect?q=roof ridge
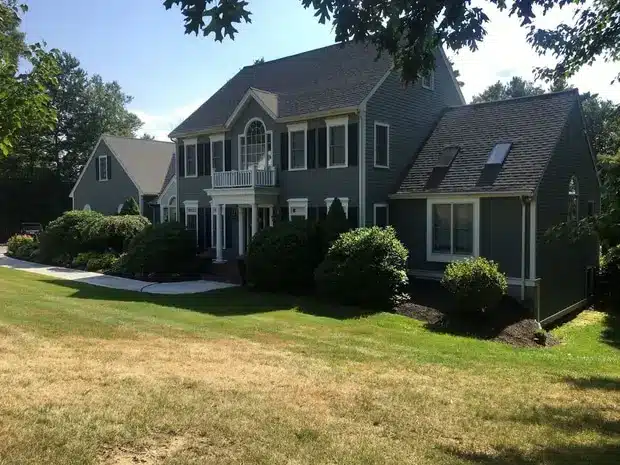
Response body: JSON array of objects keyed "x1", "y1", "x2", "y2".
[
  {"x1": 103, "y1": 134, "x2": 174, "y2": 144},
  {"x1": 456, "y1": 88, "x2": 579, "y2": 109},
  {"x1": 244, "y1": 41, "x2": 365, "y2": 69}
]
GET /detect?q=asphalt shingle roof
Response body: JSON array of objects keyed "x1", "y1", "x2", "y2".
[
  {"x1": 395, "y1": 90, "x2": 580, "y2": 195},
  {"x1": 103, "y1": 135, "x2": 175, "y2": 195},
  {"x1": 170, "y1": 42, "x2": 392, "y2": 136}
]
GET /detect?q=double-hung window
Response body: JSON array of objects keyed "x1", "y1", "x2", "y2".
[
  {"x1": 185, "y1": 141, "x2": 197, "y2": 177},
  {"x1": 98, "y1": 156, "x2": 108, "y2": 181},
  {"x1": 427, "y1": 198, "x2": 479, "y2": 262},
  {"x1": 326, "y1": 116, "x2": 348, "y2": 168},
  {"x1": 184, "y1": 201, "x2": 199, "y2": 245},
  {"x1": 288, "y1": 122, "x2": 307, "y2": 170},
  {"x1": 374, "y1": 122, "x2": 389, "y2": 168},
  {"x1": 210, "y1": 134, "x2": 225, "y2": 173}
]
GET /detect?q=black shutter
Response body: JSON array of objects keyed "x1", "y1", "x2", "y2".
[
  {"x1": 197, "y1": 144, "x2": 205, "y2": 177},
  {"x1": 348, "y1": 123, "x2": 358, "y2": 166},
  {"x1": 205, "y1": 208, "x2": 212, "y2": 248},
  {"x1": 348, "y1": 207, "x2": 359, "y2": 229},
  {"x1": 280, "y1": 132, "x2": 288, "y2": 171},
  {"x1": 205, "y1": 142, "x2": 211, "y2": 176},
  {"x1": 225, "y1": 206, "x2": 233, "y2": 249},
  {"x1": 280, "y1": 207, "x2": 288, "y2": 222},
  {"x1": 307, "y1": 129, "x2": 316, "y2": 169},
  {"x1": 107, "y1": 155, "x2": 112, "y2": 179},
  {"x1": 224, "y1": 140, "x2": 232, "y2": 171},
  {"x1": 179, "y1": 207, "x2": 186, "y2": 226},
  {"x1": 318, "y1": 206, "x2": 328, "y2": 220},
  {"x1": 95, "y1": 156, "x2": 100, "y2": 181},
  {"x1": 178, "y1": 145, "x2": 185, "y2": 177},
  {"x1": 198, "y1": 207, "x2": 206, "y2": 250},
  {"x1": 318, "y1": 127, "x2": 327, "y2": 168}
]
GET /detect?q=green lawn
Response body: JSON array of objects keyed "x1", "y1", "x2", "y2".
[{"x1": 0, "y1": 267, "x2": 618, "y2": 465}]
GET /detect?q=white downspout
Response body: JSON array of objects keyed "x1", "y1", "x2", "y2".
[{"x1": 521, "y1": 197, "x2": 527, "y2": 301}]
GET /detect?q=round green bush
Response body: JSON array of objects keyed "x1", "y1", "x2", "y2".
[
  {"x1": 120, "y1": 222, "x2": 197, "y2": 276},
  {"x1": 441, "y1": 257, "x2": 508, "y2": 313},
  {"x1": 38, "y1": 210, "x2": 103, "y2": 263},
  {"x1": 85, "y1": 215, "x2": 150, "y2": 253},
  {"x1": 246, "y1": 220, "x2": 325, "y2": 293},
  {"x1": 314, "y1": 226, "x2": 409, "y2": 310},
  {"x1": 6, "y1": 234, "x2": 38, "y2": 260},
  {"x1": 72, "y1": 251, "x2": 103, "y2": 270},
  {"x1": 85, "y1": 252, "x2": 119, "y2": 272}
]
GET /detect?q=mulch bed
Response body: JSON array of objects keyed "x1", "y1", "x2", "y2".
[{"x1": 395, "y1": 280, "x2": 560, "y2": 348}]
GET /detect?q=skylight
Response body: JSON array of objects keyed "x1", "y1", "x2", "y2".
[
  {"x1": 437, "y1": 146, "x2": 460, "y2": 167},
  {"x1": 487, "y1": 143, "x2": 512, "y2": 165}
]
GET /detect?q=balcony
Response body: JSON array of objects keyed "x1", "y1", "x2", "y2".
[{"x1": 212, "y1": 166, "x2": 277, "y2": 189}]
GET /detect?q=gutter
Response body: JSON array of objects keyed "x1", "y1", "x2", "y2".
[{"x1": 390, "y1": 190, "x2": 532, "y2": 200}]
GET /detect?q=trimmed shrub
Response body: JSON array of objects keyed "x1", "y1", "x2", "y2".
[
  {"x1": 246, "y1": 220, "x2": 324, "y2": 293},
  {"x1": 85, "y1": 252, "x2": 119, "y2": 272},
  {"x1": 119, "y1": 197, "x2": 140, "y2": 215},
  {"x1": 7, "y1": 234, "x2": 38, "y2": 260},
  {"x1": 38, "y1": 210, "x2": 103, "y2": 263},
  {"x1": 85, "y1": 215, "x2": 150, "y2": 253},
  {"x1": 72, "y1": 251, "x2": 102, "y2": 270},
  {"x1": 314, "y1": 226, "x2": 409, "y2": 310},
  {"x1": 119, "y1": 222, "x2": 197, "y2": 276},
  {"x1": 600, "y1": 245, "x2": 620, "y2": 303},
  {"x1": 441, "y1": 257, "x2": 508, "y2": 313},
  {"x1": 322, "y1": 197, "x2": 350, "y2": 245}
]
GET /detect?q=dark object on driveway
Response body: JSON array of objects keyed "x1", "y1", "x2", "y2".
[{"x1": 20, "y1": 223, "x2": 42, "y2": 236}]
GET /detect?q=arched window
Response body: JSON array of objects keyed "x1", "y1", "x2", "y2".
[
  {"x1": 83, "y1": 204, "x2": 91, "y2": 212},
  {"x1": 168, "y1": 196, "x2": 177, "y2": 222},
  {"x1": 568, "y1": 176, "x2": 579, "y2": 222},
  {"x1": 240, "y1": 118, "x2": 271, "y2": 170}
]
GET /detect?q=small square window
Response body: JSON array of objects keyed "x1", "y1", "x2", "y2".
[
  {"x1": 437, "y1": 147, "x2": 459, "y2": 168},
  {"x1": 487, "y1": 143, "x2": 512, "y2": 165}
]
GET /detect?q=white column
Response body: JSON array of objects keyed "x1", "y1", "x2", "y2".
[
  {"x1": 215, "y1": 203, "x2": 224, "y2": 263},
  {"x1": 238, "y1": 206, "x2": 245, "y2": 256},
  {"x1": 251, "y1": 203, "x2": 258, "y2": 237},
  {"x1": 269, "y1": 206, "x2": 274, "y2": 227}
]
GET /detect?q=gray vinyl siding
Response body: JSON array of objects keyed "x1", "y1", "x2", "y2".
[
  {"x1": 391, "y1": 196, "x2": 528, "y2": 278},
  {"x1": 536, "y1": 102, "x2": 600, "y2": 320},
  {"x1": 72, "y1": 141, "x2": 140, "y2": 215},
  {"x1": 365, "y1": 51, "x2": 463, "y2": 225}
]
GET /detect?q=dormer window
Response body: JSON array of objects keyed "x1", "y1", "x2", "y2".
[
  {"x1": 437, "y1": 146, "x2": 459, "y2": 168},
  {"x1": 487, "y1": 143, "x2": 512, "y2": 165}
]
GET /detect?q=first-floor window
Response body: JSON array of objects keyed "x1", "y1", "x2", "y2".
[
  {"x1": 288, "y1": 199, "x2": 308, "y2": 221},
  {"x1": 185, "y1": 206, "x2": 198, "y2": 245},
  {"x1": 428, "y1": 200, "x2": 477, "y2": 261},
  {"x1": 374, "y1": 204, "x2": 389, "y2": 227},
  {"x1": 163, "y1": 197, "x2": 177, "y2": 223},
  {"x1": 211, "y1": 205, "x2": 227, "y2": 249}
]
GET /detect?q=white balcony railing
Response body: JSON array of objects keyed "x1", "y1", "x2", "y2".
[{"x1": 212, "y1": 166, "x2": 277, "y2": 188}]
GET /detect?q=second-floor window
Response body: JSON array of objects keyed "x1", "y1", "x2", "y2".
[
  {"x1": 211, "y1": 139, "x2": 224, "y2": 173},
  {"x1": 240, "y1": 118, "x2": 272, "y2": 170},
  {"x1": 98, "y1": 156, "x2": 108, "y2": 181},
  {"x1": 374, "y1": 122, "x2": 389, "y2": 168},
  {"x1": 326, "y1": 116, "x2": 348, "y2": 168},
  {"x1": 288, "y1": 122, "x2": 307, "y2": 170},
  {"x1": 185, "y1": 144, "x2": 197, "y2": 177}
]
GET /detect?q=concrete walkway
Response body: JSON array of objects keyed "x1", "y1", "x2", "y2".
[{"x1": 0, "y1": 248, "x2": 236, "y2": 294}]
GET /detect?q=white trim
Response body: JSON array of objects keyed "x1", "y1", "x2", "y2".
[
  {"x1": 287, "y1": 122, "x2": 308, "y2": 171},
  {"x1": 183, "y1": 200, "x2": 199, "y2": 208},
  {"x1": 426, "y1": 197, "x2": 480, "y2": 263},
  {"x1": 325, "y1": 197, "x2": 349, "y2": 218},
  {"x1": 210, "y1": 133, "x2": 225, "y2": 174},
  {"x1": 225, "y1": 89, "x2": 278, "y2": 128},
  {"x1": 373, "y1": 122, "x2": 390, "y2": 168},
  {"x1": 287, "y1": 198, "x2": 309, "y2": 220},
  {"x1": 326, "y1": 115, "x2": 349, "y2": 168},
  {"x1": 539, "y1": 299, "x2": 588, "y2": 326},
  {"x1": 117, "y1": 203, "x2": 123, "y2": 214},
  {"x1": 183, "y1": 200, "x2": 199, "y2": 246},
  {"x1": 373, "y1": 203, "x2": 389, "y2": 226},
  {"x1": 391, "y1": 190, "x2": 532, "y2": 200},
  {"x1": 98, "y1": 155, "x2": 109, "y2": 181},
  {"x1": 439, "y1": 47, "x2": 466, "y2": 105},
  {"x1": 360, "y1": 67, "x2": 394, "y2": 107},
  {"x1": 359, "y1": 105, "x2": 367, "y2": 226},
  {"x1": 409, "y1": 269, "x2": 539, "y2": 287},
  {"x1": 183, "y1": 139, "x2": 198, "y2": 178},
  {"x1": 243, "y1": 117, "x2": 266, "y2": 136},
  {"x1": 521, "y1": 198, "x2": 527, "y2": 301},
  {"x1": 421, "y1": 71, "x2": 435, "y2": 90},
  {"x1": 210, "y1": 201, "x2": 227, "y2": 250},
  {"x1": 529, "y1": 198, "x2": 537, "y2": 279}
]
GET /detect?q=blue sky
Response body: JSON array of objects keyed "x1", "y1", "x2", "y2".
[{"x1": 22, "y1": 0, "x2": 619, "y2": 140}]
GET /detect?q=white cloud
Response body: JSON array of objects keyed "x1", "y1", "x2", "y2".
[{"x1": 131, "y1": 99, "x2": 205, "y2": 141}]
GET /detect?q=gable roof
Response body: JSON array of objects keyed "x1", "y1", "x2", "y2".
[
  {"x1": 69, "y1": 135, "x2": 175, "y2": 198},
  {"x1": 393, "y1": 90, "x2": 581, "y2": 197},
  {"x1": 170, "y1": 42, "x2": 393, "y2": 137}
]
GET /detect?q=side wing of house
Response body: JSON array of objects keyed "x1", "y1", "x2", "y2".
[
  {"x1": 535, "y1": 101, "x2": 600, "y2": 322},
  {"x1": 71, "y1": 139, "x2": 140, "y2": 215},
  {"x1": 364, "y1": 49, "x2": 464, "y2": 226}
]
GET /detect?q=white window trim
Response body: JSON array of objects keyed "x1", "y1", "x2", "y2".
[
  {"x1": 326, "y1": 116, "x2": 349, "y2": 169},
  {"x1": 288, "y1": 198, "x2": 308, "y2": 220},
  {"x1": 287, "y1": 122, "x2": 308, "y2": 171},
  {"x1": 165, "y1": 196, "x2": 177, "y2": 223},
  {"x1": 426, "y1": 197, "x2": 480, "y2": 263},
  {"x1": 98, "y1": 155, "x2": 108, "y2": 181},
  {"x1": 183, "y1": 200, "x2": 199, "y2": 245},
  {"x1": 117, "y1": 204, "x2": 123, "y2": 214},
  {"x1": 325, "y1": 197, "x2": 349, "y2": 219},
  {"x1": 373, "y1": 122, "x2": 390, "y2": 168},
  {"x1": 210, "y1": 202, "x2": 227, "y2": 249},
  {"x1": 422, "y1": 71, "x2": 435, "y2": 90},
  {"x1": 210, "y1": 133, "x2": 225, "y2": 174},
  {"x1": 373, "y1": 203, "x2": 389, "y2": 226},
  {"x1": 184, "y1": 138, "x2": 198, "y2": 178}
]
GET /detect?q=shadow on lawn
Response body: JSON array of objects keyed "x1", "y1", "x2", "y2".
[
  {"x1": 45, "y1": 279, "x2": 372, "y2": 319},
  {"x1": 565, "y1": 376, "x2": 620, "y2": 391}
]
